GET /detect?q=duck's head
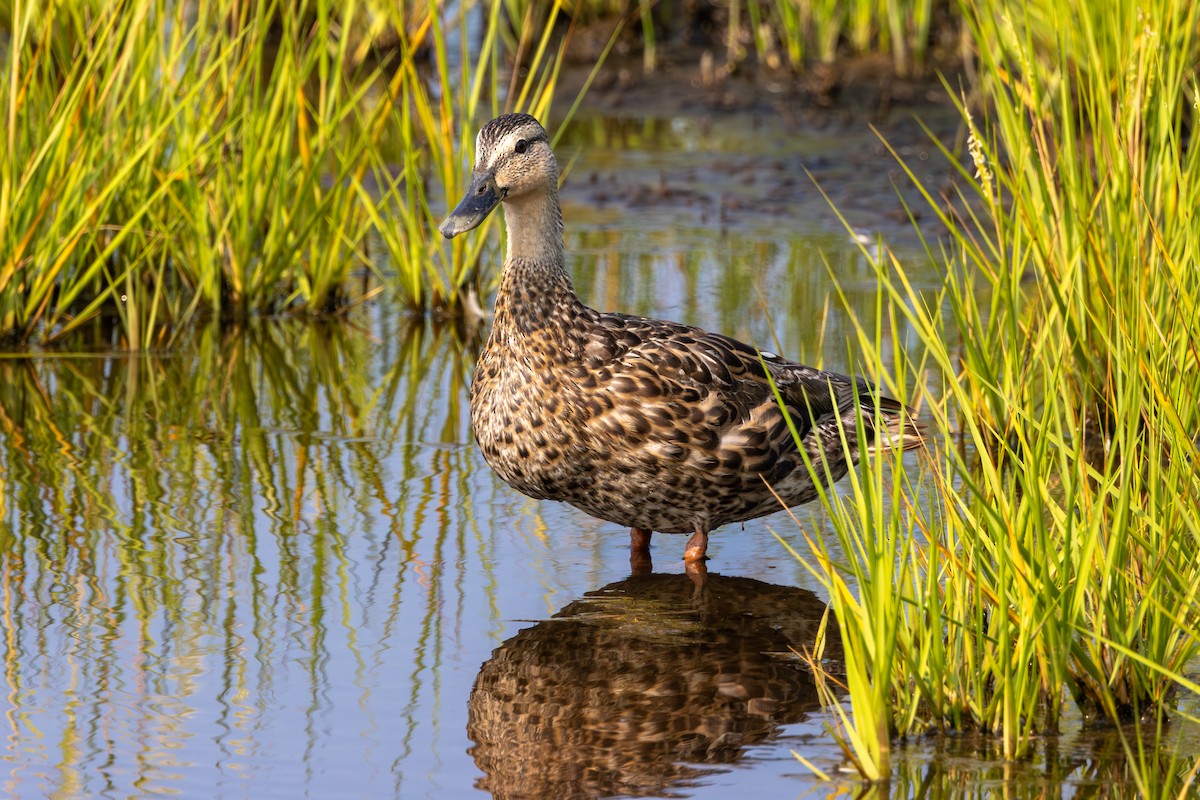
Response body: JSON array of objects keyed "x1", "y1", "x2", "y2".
[{"x1": 439, "y1": 113, "x2": 555, "y2": 239}]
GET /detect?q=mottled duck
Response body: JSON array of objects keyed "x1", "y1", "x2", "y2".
[{"x1": 440, "y1": 113, "x2": 923, "y2": 568}]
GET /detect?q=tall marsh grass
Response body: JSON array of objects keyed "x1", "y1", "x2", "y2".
[
  {"x1": 755, "y1": 0, "x2": 939, "y2": 74},
  {"x1": 785, "y1": 0, "x2": 1200, "y2": 783},
  {"x1": 544, "y1": 0, "x2": 944, "y2": 77},
  {"x1": 0, "y1": 0, "x2": 568, "y2": 348}
]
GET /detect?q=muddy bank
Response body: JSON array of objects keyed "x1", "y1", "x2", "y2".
[{"x1": 551, "y1": 45, "x2": 970, "y2": 249}]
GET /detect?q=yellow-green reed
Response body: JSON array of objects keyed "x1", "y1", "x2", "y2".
[
  {"x1": 731, "y1": 0, "x2": 940, "y2": 74},
  {"x1": 853, "y1": 744, "x2": 1200, "y2": 798},
  {"x1": 772, "y1": 280, "x2": 932, "y2": 780},
  {"x1": 945, "y1": 0, "x2": 1200, "y2": 734},
  {"x1": 0, "y1": 0, "x2": 574, "y2": 347},
  {"x1": 3, "y1": 1, "x2": 372, "y2": 344},
  {"x1": 780, "y1": 0, "x2": 1200, "y2": 783},
  {"x1": 491, "y1": 0, "x2": 941, "y2": 75}
]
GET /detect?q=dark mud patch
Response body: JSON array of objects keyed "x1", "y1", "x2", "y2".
[{"x1": 553, "y1": 47, "x2": 970, "y2": 251}]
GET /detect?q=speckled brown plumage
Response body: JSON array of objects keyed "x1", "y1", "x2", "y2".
[{"x1": 441, "y1": 113, "x2": 923, "y2": 565}]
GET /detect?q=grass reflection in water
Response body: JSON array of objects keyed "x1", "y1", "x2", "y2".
[{"x1": 0, "y1": 317, "x2": 487, "y2": 798}]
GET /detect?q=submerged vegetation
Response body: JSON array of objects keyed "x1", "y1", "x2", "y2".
[{"x1": 783, "y1": 0, "x2": 1200, "y2": 786}]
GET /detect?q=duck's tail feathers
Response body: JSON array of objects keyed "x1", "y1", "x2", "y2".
[{"x1": 865, "y1": 403, "x2": 927, "y2": 456}]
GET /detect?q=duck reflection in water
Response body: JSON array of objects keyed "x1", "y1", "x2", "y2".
[{"x1": 467, "y1": 571, "x2": 840, "y2": 799}]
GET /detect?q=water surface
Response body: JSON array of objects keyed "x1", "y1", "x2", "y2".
[{"x1": 2, "y1": 111, "x2": 1196, "y2": 799}]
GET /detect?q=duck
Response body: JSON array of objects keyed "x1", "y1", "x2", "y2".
[{"x1": 440, "y1": 113, "x2": 922, "y2": 569}]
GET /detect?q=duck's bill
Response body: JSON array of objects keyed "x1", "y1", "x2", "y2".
[{"x1": 438, "y1": 171, "x2": 501, "y2": 238}]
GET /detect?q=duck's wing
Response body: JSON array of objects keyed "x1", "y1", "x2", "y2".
[{"x1": 577, "y1": 312, "x2": 875, "y2": 449}]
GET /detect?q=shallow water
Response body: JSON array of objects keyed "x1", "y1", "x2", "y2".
[{"x1": 1, "y1": 112, "x2": 1197, "y2": 799}]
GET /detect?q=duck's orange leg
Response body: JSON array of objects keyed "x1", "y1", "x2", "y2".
[
  {"x1": 684, "y1": 530, "x2": 709, "y2": 582},
  {"x1": 630, "y1": 527, "x2": 652, "y2": 553},
  {"x1": 684, "y1": 530, "x2": 709, "y2": 563},
  {"x1": 630, "y1": 527, "x2": 653, "y2": 573}
]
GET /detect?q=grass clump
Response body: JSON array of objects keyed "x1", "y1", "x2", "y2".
[
  {"x1": 0, "y1": 0, "x2": 570, "y2": 348},
  {"x1": 513, "y1": 0, "x2": 947, "y2": 77},
  {"x1": 747, "y1": 0, "x2": 940, "y2": 75},
  {"x1": 782, "y1": 0, "x2": 1200, "y2": 783},
  {"x1": 2, "y1": 1, "x2": 375, "y2": 346}
]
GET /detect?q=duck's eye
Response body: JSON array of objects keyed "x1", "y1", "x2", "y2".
[{"x1": 514, "y1": 139, "x2": 528, "y2": 154}]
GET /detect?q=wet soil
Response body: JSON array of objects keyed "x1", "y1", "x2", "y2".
[{"x1": 551, "y1": 41, "x2": 970, "y2": 250}]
